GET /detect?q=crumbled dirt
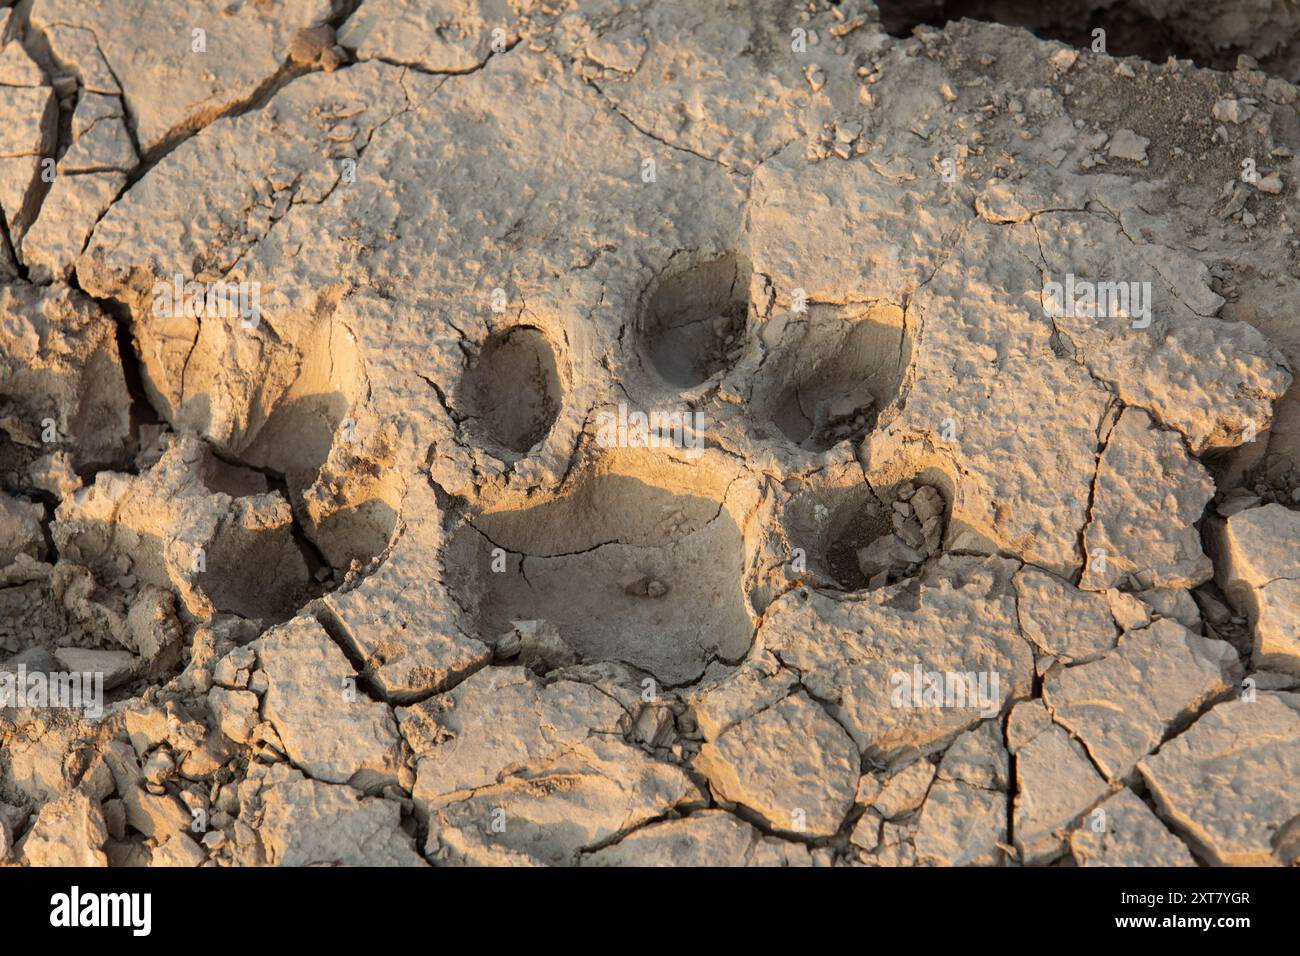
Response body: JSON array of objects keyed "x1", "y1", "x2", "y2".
[{"x1": 1, "y1": 0, "x2": 1299, "y2": 869}]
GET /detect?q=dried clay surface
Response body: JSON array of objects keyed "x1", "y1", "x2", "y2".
[{"x1": 1, "y1": 0, "x2": 1299, "y2": 869}]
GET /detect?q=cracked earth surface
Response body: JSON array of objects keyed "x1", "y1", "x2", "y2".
[{"x1": 1, "y1": 0, "x2": 1299, "y2": 867}]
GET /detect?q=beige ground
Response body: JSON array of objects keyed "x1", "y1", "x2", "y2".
[{"x1": 1, "y1": 0, "x2": 1298, "y2": 867}]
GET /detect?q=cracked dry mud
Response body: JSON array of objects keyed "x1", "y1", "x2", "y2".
[{"x1": 0, "y1": 0, "x2": 1298, "y2": 869}]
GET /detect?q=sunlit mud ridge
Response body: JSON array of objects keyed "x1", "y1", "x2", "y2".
[{"x1": 1, "y1": 0, "x2": 1299, "y2": 869}]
